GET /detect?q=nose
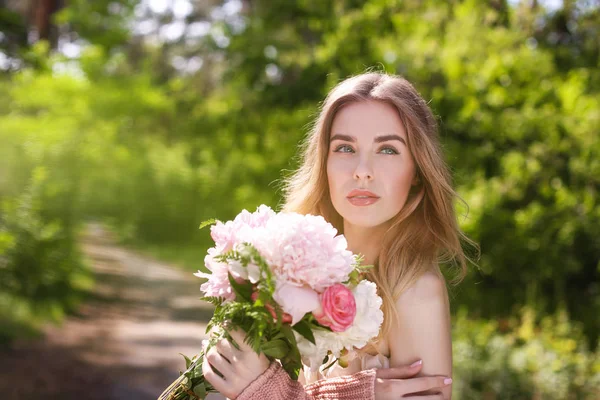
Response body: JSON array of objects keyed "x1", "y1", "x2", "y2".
[{"x1": 353, "y1": 155, "x2": 374, "y2": 181}]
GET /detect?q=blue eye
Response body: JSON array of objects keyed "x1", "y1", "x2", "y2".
[
  {"x1": 380, "y1": 146, "x2": 399, "y2": 155},
  {"x1": 333, "y1": 144, "x2": 354, "y2": 153}
]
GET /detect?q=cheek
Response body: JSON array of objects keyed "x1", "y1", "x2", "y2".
[
  {"x1": 383, "y1": 164, "x2": 415, "y2": 199},
  {"x1": 393, "y1": 178, "x2": 413, "y2": 200},
  {"x1": 327, "y1": 159, "x2": 345, "y2": 190}
]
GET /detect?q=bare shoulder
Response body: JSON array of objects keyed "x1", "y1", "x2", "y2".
[
  {"x1": 396, "y1": 270, "x2": 447, "y2": 307},
  {"x1": 389, "y1": 269, "x2": 452, "y2": 398}
]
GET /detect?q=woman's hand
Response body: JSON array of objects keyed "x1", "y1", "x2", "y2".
[
  {"x1": 375, "y1": 360, "x2": 452, "y2": 400},
  {"x1": 202, "y1": 330, "x2": 271, "y2": 399}
]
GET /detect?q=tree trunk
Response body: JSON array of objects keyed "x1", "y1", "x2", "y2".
[{"x1": 35, "y1": 0, "x2": 59, "y2": 42}]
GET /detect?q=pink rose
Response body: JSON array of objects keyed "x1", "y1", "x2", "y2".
[{"x1": 313, "y1": 284, "x2": 356, "y2": 332}]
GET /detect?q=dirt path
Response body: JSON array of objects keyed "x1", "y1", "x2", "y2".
[{"x1": 0, "y1": 223, "x2": 224, "y2": 399}]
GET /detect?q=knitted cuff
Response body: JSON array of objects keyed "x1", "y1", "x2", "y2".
[
  {"x1": 305, "y1": 368, "x2": 376, "y2": 399},
  {"x1": 235, "y1": 362, "x2": 285, "y2": 400},
  {"x1": 235, "y1": 362, "x2": 376, "y2": 400}
]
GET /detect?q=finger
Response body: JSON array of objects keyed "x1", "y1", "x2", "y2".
[
  {"x1": 215, "y1": 337, "x2": 239, "y2": 362},
  {"x1": 376, "y1": 360, "x2": 423, "y2": 379},
  {"x1": 227, "y1": 329, "x2": 252, "y2": 352},
  {"x1": 202, "y1": 352, "x2": 227, "y2": 390},
  {"x1": 395, "y1": 376, "x2": 452, "y2": 394},
  {"x1": 205, "y1": 346, "x2": 234, "y2": 377}
]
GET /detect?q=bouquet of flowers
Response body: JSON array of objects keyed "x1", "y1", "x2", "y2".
[{"x1": 158, "y1": 205, "x2": 383, "y2": 400}]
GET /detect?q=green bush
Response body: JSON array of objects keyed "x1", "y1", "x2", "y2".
[
  {"x1": 453, "y1": 307, "x2": 600, "y2": 399},
  {"x1": 0, "y1": 167, "x2": 92, "y2": 344}
]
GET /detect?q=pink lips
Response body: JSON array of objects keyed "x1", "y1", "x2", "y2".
[{"x1": 346, "y1": 189, "x2": 380, "y2": 206}]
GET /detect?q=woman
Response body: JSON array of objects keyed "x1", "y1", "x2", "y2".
[{"x1": 203, "y1": 72, "x2": 475, "y2": 399}]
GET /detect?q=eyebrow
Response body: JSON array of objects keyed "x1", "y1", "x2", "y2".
[{"x1": 330, "y1": 134, "x2": 407, "y2": 146}]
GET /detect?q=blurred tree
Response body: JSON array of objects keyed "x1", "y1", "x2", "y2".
[{"x1": 0, "y1": 0, "x2": 64, "y2": 48}]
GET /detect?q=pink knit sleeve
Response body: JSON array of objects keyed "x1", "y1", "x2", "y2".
[{"x1": 236, "y1": 362, "x2": 376, "y2": 400}]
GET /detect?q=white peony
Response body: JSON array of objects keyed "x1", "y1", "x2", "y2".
[
  {"x1": 336, "y1": 280, "x2": 384, "y2": 349},
  {"x1": 295, "y1": 280, "x2": 384, "y2": 368}
]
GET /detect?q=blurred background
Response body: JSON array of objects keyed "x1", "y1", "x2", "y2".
[{"x1": 0, "y1": 0, "x2": 599, "y2": 399}]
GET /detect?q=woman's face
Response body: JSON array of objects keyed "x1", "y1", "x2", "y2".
[{"x1": 327, "y1": 100, "x2": 418, "y2": 229}]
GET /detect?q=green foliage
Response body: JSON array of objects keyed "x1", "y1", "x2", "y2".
[
  {"x1": 198, "y1": 219, "x2": 218, "y2": 230},
  {"x1": 453, "y1": 307, "x2": 600, "y2": 399},
  {"x1": 227, "y1": 273, "x2": 253, "y2": 302},
  {"x1": 158, "y1": 349, "x2": 214, "y2": 400},
  {"x1": 293, "y1": 320, "x2": 316, "y2": 345},
  {"x1": 54, "y1": 0, "x2": 137, "y2": 51},
  {"x1": 163, "y1": 273, "x2": 300, "y2": 398},
  {"x1": 0, "y1": 167, "x2": 93, "y2": 344}
]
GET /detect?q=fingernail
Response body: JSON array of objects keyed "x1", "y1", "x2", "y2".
[
  {"x1": 410, "y1": 360, "x2": 423, "y2": 368},
  {"x1": 444, "y1": 378, "x2": 453, "y2": 385}
]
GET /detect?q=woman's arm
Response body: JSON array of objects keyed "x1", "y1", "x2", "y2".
[{"x1": 389, "y1": 270, "x2": 453, "y2": 399}]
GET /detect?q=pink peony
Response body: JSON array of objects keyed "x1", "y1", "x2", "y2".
[
  {"x1": 194, "y1": 247, "x2": 235, "y2": 301},
  {"x1": 228, "y1": 260, "x2": 261, "y2": 283},
  {"x1": 313, "y1": 284, "x2": 356, "y2": 332},
  {"x1": 233, "y1": 204, "x2": 276, "y2": 228},
  {"x1": 252, "y1": 213, "x2": 356, "y2": 292},
  {"x1": 198, "y1": 205, "x2": 276, "y2": 299},
  {"x1": 209, "y1": 220, "x2": 235, "y2": 252},
  {"x1": 210, "y1": 205, "x2": 275, "y2": 252},
  {"x1": 272, "y1": 281, "x2": 321, "y2": 325}
]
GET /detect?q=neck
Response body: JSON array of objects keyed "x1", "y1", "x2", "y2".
[{"x1": 342, "y1": 220, "x2": 391, "y2": 266}]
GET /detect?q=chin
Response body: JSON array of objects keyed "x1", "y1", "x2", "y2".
[{"x1": 340, "y1": 211, "x2": 392, "y2": 229}]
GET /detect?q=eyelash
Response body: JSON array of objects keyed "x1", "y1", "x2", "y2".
[{"x1": 332, "y1": 144, "x2": 399, "y2": 155}]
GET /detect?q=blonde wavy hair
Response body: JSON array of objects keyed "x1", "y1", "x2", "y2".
[{"x1": 281, "y1": 72, "x2": 476, "y2": 349}]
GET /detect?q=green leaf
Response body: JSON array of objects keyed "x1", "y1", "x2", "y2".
[
  {"x1": 321, "y1": 356, "x2": 338, "y2": 372},
  {"x1": 199, "y1": 219, "x2": 218, "y2": 230},
  {"x1": 279, "y1": 342, "x2": 302, "y2": 381},
  {"x1": 200, "y1": 296, "x2": 225, "y2": 306},
  {"x1": 180, "y1": 353, "x2": 192, "y2": 369},
  {"x1": 280, "y1": 324, "x2": 297, "y2": 345},
  {"x1": 261, "y1": 338, "x2": 290, "y2": 359},
  {"x1": 192, "y1": 363, "x2": 204, "y2": 379},
  {"x1": 181, "y1": 376, "x2": 191, "y2": 390},
  {"x1": 293, "y1": 320, "x2": 316, "y2": 344},
  {"x1": 227, "y1": 273, "x2": 253, "y2": 302},
  {"x1": 193, "y1": 383, "x2": 207, "y2": 399}
]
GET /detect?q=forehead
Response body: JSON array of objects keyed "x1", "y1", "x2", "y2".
[{"x1": 330, "y1": 100, "x2": 407, "y2": 140}]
